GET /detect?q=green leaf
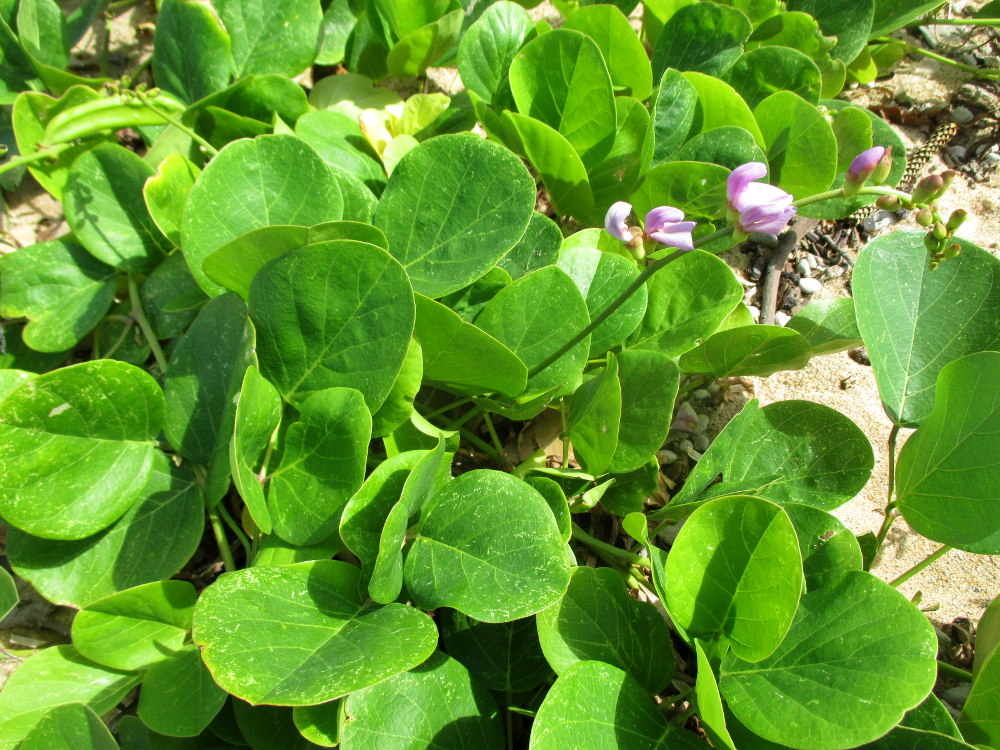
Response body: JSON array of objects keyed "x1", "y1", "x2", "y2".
[
  {"x1": 726, "y1": 46, "x2": 822, "y2": 109},
  {"x1": 609, "y1": 349, "x2": 679, "y2": 475},
  {"x1": 787, "y1": 0, "x2": 873, "y2": 61},
  {"x1": 501, "y1": 110, "x2": 595, "y2": 218},
  {"x1": 475, "y1": 266, "x2": 591, "y2": 400},
  {"x1": 975, "y1": 595, "x2": 1000, "y2": 678},
  {"x1": 508, "y1": 29, "x2": 617, "y2": 167},
  {"x1": 642, "y1": 69, "x2": 698, "y2": 170},
  {"x1": 249, "y1": 241, "x2": 414, "y2": 411},
  {"x1": 369, "y1": 439, "x2": 450, "y2": 604},
  {"x1": 374, "y1": 134, "x2": 535, "y2": 298},
  {"x1": 16, "y1": 0, "x2": 68, "y2": 70},
  {"x1": 137, "y1": 647, "x2": 228, "y2": 738},
  {"x1": 234, "y1": 702, "x2": 323, "y2": 750},
  {"x1": 0, "y1": 360, "x2": 163, "y2": 540},
  {"x1": 627, "y1": 249, "x2": 742, "y2": 356},
  {"x1": 143, "y1": 153, "x2": 200, "y2": 248},
  {"x1": 694, "y1": 640, "x2": 738, "y2": 750},
  {"x1": 782, "y1": 502, "x2": 863, "y2": 591},
  {"x1": 371, "y1": 337, "x2": 422, "y2": 438},
  {"x1": 684, "y1": 71, "x2": 764, "y2": 145},
  {"x1": 373, "y1": 0, "x2": 449, "y2": 38},
  {"x1": 719, "y1": 571, "x2": 937, "y2": 749},
  {"x1": 457, "y1": 1, "x2": 533, "y2": 108},
  {"x1": 538, "y1": 566, "x2": 674, "y2": 694},
  {"x1": 64, "y1": 144, "x2": 170, "y2": 273},
  {"x1": 557, "y1": 246, "x2": 647, "y2": 356},
  {"x1": 498, "y1": 211, "x2": 562, "y2": 280},
  {"x1": 317, "y1": 0, "x2": 354, "y2": 65},
  {"x1": 666, "y1": 495, "x2": 802, "y2": 661},
  {"x1": 0, "y1": 239, "x2": 115, "y2": 352},
  {"x1": 295, "y1": 110, "x2": 386, "y2": 194},
  {"x1": 386, "y1": 9, "x2": 464, "y2": 77},
  {"x1": 405, "y1": 469, "x2": 572, "y2": 622},
  {"x1": 747, "y1": 10, "x2": 834, "y2": 58},
  {"x1": 193, "y1": 560, "x2": 437, "y2": 705},
  {"x1": 853, "y1": 232, "x2": 1000, "y2": 427},
  {"x1": 341, "y1": 651, "x2": 504, "y2": 749},
  {"x1": 679, "y1": 324, "x2": 811, "y2": 377},
  {"x1": 896, "y1": 352, "x2": 1000, "y2": 554},
  {"x1": 586, "y1": 96, "x2": 650, "y2": 222},
  {"x1": 671, "y1": 398, "x2": 873, "y2": 511},
  {"x1": 652, "y1": 1, "x2": 752, "y2": 79},
  {"x1": 753, "y1": 90, "x2": 837, "y2": 198},
  {"x1": 786, "y1": 297, "x2": 863, "y2": 355},
  {"x1": 568, "y1": 358, "x2": 621, "y2": 475},
  {"x1": 16, "y1": 704, "x2": 118, "y2": 750},
  {"x1": 829, "y1": 105, "x2": 874, "y2": 172},
  {"x1": 181, "y1": 135, "x2": 345, "y2": 296},
  {"x1": 153, "y1": 0, "x2": 231, "y2": 104},
  {"x1": 674, "y1": 126, "x2": 767, "y2": 171},
  {"x1": 0, "y1": 567, "x2": 16, "y2": 621},
  {"x1": 438, "y1": 609, "x2": 551, "y2": 692},
  {"x1": 269, "y1": 388, "x2": 371, "y2": 546},
  {"x1": 139, "y1": 252, "x2": 207, "y2": 339},
  {"x1": 215, "y1": 0, "x2": 322, "y2": 77},
  {"x1": 414, "y1": 294, "x2": 527, "y2": 397},
  {"x1": 530, "y1": 661, "x2": 705, "y2": 750},
  {"x1": 71, "y1": 580, "x2": 196, "y2": 671},
  {"x1": 253, "y1": 533, "x2": 343, "y2": 567},
  {"x1": 632, "y1": 160, "x2": 730, "y2": 220},
  {"x1": 7, "y1": 453, "x2": 203, "y2": 608},
  {"x1": 0, "y1": 645, "x2": 139, "y2": 745},
  {"x1": 869, "y1": 0, "x2": 943, "y2": 37},
  {"x1": 309, "y1": 71, "x2": 402, "y2": 118},
  {"x1": 229, "y1": 365, "x2": 281, "y2": 534},
  {"x1": 565, "y1": 5, "x2": 652, "y2": 100},
  {"x1": 293, "y1": 701, "x2": 342, "y2": 747},
  {"x1": 200, "y1": 225, "x2": 304, "y2": 300},
  {"x1": 959, "y1": 648, "x2": 1000, "y2": 746}
]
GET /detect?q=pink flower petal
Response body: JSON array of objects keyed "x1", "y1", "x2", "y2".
[
  {"x1": 644, "y1": 205, "x2": 685, "y2": 230},
  {"x1": 726, "y1": 162, "x2": 768, "y2": 206},
  {"x1": 604, "y1": 201, "x2": 633, "y2": 242}
]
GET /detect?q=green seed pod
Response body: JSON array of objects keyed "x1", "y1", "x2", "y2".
[{"x1": 42, "y1": 94, "x2": 187, "y2": 145}]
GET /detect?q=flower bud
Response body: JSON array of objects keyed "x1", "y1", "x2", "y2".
[
  {"x1": 876, "y1": 194, "x2": 901, "y2": 210},
  {"x1": 932, "y1": 221, "x2": 948, "y2": 240},
  {"x1": 939, "y1": 170, "x2": 958, "y2": 192},
  {"x1": 946, "y1": 209, "x2": 968, "y2": 232},
  {"x1": 846, "y1": 147, "x2": 886, "y2": 197},
  {"x1": 924, "y1": 231, "x2": 942, "y2": 254},
  {"x1": 929, "y1": 260, "x2": 940, "y2": 271},
  {"x1": 912, "y1": 175, "x2": 944, "y2": 204},
  {"x1": 943, "y1": 242, "x2": 962, "y2": 259},
  {"x1": 914, "y1": 208, "x2": 934, "y2": 227},
  {"x1": 871, "y1": 146, "x2": 893, "y2": 185}
]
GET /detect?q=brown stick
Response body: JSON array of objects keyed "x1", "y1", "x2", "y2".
[{"x1": 759, "y1": 230, "x2": 798, "y2": 326}]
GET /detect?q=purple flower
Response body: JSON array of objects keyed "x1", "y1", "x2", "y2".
[
  {"x1": 726, "y1": 162, "x2": 796, "y2": 235},
  {"x1": 605, "y1": 201, "x2": 633, "y2": 243},
  {"x1": 644, "y1": 206, "x2": 696, "y2": 251}
]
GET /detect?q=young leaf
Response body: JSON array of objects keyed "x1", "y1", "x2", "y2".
[
  {"x1": 373, "y1": 133, "x2": 536, "y2": 298},
  {"x1": 0, "y1": 360, "x2": 164, "y2": 540},
  {"x1": 340, "y1": 651, "x2": 504, "y2": 749},
  {"x1": 249, "y1": 241, "x2": 415, "y2": 411},
  {"x1": 16, "y1": 704, "x2": 117, "y2": 750},
  {"x1": 215, "y1": 0, "x2": 323, "y2": 77},
  {"x1": 137, "y1": 646, "x2": 228, "y2": 738},
  {"x1": 0, "y1": 238, "x2": 115, "y2": 352},
  {"x1": 64, "y1": 144, "x2": 171, "y2": 273},
  {"x1": 404, "y1": 470, "x2": 572, "y2": 622},
  {"x1": 665, "y1": 494, "x2": 802, "y2": 662},
  {"x1": 854, "y1": 232, "x2": 1000, "y2": 427},
  {"x1": 537, "y1": 566, "x2": 675, "y2": 694},
  {"x1": 896, "y1": 351, "x2": 1000, "y2": 554},
  {"x1": 71, "y1": 580, "x2": 196, "y2": 671},
  {"x1": 531, "y1": 661, "x2": 705, "y2": 749},
  {"x1": 269, "y1": 387, "x2": 371, "y2": 546},
  {"x1": 7, "y1": 453, "x2": 203, "y2": 608},
  {"x1": 720, "y1": 571, "x2": 937, "y2": 749},
  {"x1": 153, "y1": 0, "x2": 232, "y2": 104},
  {"x1": 193, "y1": 560, "x2": 437, "y2": 705}
]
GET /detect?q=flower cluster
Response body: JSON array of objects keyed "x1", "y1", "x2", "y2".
[
  {"x1": 726, "y1": 162, "x2": 796, "y2": 238},
  {"x1": 605, "y1": 201, "x2": 696, "y2": 256}
]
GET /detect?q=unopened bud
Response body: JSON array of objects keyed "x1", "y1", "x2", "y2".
[
  {"x1": 924, "y1": 232, "x2": 943, "y2": 254},
  {"x1": 943, "y1": 242, "x2": 962, "y2": 259},
  {"x1": 912, "y1": 175, "x2": 944, "y2": 204},
  {"x1": 915, "y1": 208, "x2": 934, "y2": 227},
  {"x1": 876, "y1": 194, "x2": 900, "y2": 210},
  {"x1": 939, "y1": 170, "x2": 958, "y2": 192},
  {"x1": 929, "y1": 260, "x2": 940, "y2": 271},
  {"x1": 933, "y1": 222, "x2": 948, "y2": 240},
  {"x1": 871, "y1": 146, "x2": 893, "y2": 185},
  {"x1": 946, "y1": 209, "x2": 968, "y2": 232}
]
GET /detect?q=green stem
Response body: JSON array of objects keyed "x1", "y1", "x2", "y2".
[
  {"x1": 909, "y1": 17, "x2": 1000, "y2": 27},
  {"x1": 133, "y1": 89, "x2": 219, "y2": 156},
  {"x1": 257, "y1": 425, "x2": 280, "y2": 481},
  {"x1": 793, "y1": 185, "x2": 912, "y2": 209},
  {"x1": 892, "y1": 39, "x2": 1000, "y2": 78},
  {"x1": 890, "y1": 545, "x2": 952, "y2": 587},
  {"x1": 127, "y1": 273, "x2": 168, "y2": 373},
  {"x1": 0, "y1": 142, "x2": 73, "y2": 177},
  {"x1": 482, "y1": 411, "x2": 505, "y2": 458},
  {"x1": 215, "y1": 501, "x2": 251, "y2": 562},
  {"x1": 458, "y1": 426, "x2": 500, "y2": 460},
  {"x1": 571, "y1": 523, "x2": 650, "y2": 569},
  {"x1": 661, "y1": 687, "x2": 695, "y2": 711},
  {"x1": 423, "y1": 396, "x2": 473, "y2": 420},
  {"x1": 937, "y1": 660, "x2": 974, "y2": 682},
  {"x1": 192, "y1": 465, "x2": 236, "y2": 572},
  {"x1": 560, "y1": 398, "x2": 570, "y2": 469},
  {"x1": 875, "y1": 424, "x2": 902, "y2": 553}
]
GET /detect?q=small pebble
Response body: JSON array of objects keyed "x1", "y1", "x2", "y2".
[
  {"x1": 947, "y1": 145, "x2": 967, "y2": 162},
  {"x1": 775, "y1": 311, "x2": 791, "y2": 326},
  {"x1": 984, "y1": 152, "x2": 1000, "y2": 166},
  {"x1": 692, "y1": 389, "x2": 710, "y2": 400},
  {"x1": 796, "y1": 259, "x2": 813, "y2": 277},
  {"x1": 748, "y1": 232, "x2": 778, "y2": 247},
  {"x1": 658, "y1": 449, "x2": 678, "y2": 464},
  {"x1": 798, "y1": 277, "x2": 822, "y2": 295},
  {"x1": 863, "y1": 210, "x2": 899, "y2": 233},
  {"x1": 707, "y1": 383, "x2": 720, "y2": 395},
  {"x1": 952, "y1": 106, "x2": 974, "y2": 124},
  {"x1": 961, "y1": 53, "x2": 979, "y2": 67},
  {"x1": 943, "y1": 683, "x2": 971, "y2": 708},
  {"x1": 692, "y1": 434, "x2": 710, "y2": 453},
  {"x1": 747, "y1": 305, "x2": 761, "y2": 323},
  {"x1": 824, "y1": 265, "x2": 845, "y2": 280}
]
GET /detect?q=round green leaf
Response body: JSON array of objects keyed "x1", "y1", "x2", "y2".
[
  {"x1": 373, "y1": 134, "x2": 536, "y2": 298},
  {"x1": 665, "y1": 495, "x2": 802, "y2": 662},
  {"x1": 538, "y1": 566, "x2": 675, "y2": 694},
  {"x1": 675, "y1": 126, "x2": 768, "y2": 171},
  {"x1": 249, "y1": 241, "x2": 415, "y2": 411},
  {"x1": 340, "y1": 651, "x2": 504, "y2": 750},
  {"x1": 215, "y1": 0, "x2": 322, "y2": 77},
  {"x1": 181, "y1": 135, "x2": 345, "y2": 296},
  {"x1": 295, "y1": 110, "x2": 386, "y2": 194},
  {"x1": 137, "y1": 647, "x2": 228, "y2": 738},
  {"x1": 896, "y1": 352, "x2": 1000, "y2": 554},
  {"x1": 0, "y1": 239, "x2": 115, "y2": 353},
  {"x1": 7, "y1": 453, "x2": 204, "y2": 607},
  {"x1": 726, "y1": 46, "x2": 822, "y2": 109},
  {"x1": 854, "y1": 232, "x2": 1000, "y2": 427},
  {"x1": 438, "y1": 609, "x2": 550, "y2": 693},
  {"x1": 0, "y1": 359, "x2": 164, "y2": 540},
  {"x1": 652, "y1": 1, "x2": 752, "y2": 79},
  {"x1": 71, "y1": 580, "x2": 197, "y2": 671},
  {"x1": 457, "y1": 1, "x2": 532, "y2": 109},
  {"x1": 754, "y1": 90, "x2": 837, "y2": 198},
  {"x1": 530, "y1": 661, "x2": 705, "y2": 750},
  {"x1": 565, "y1": 5, "x2": 652, "y2": 101},
  {"x1": 608, "y1": 349, "x2": 679, "y2": 474},
  {"x1": 679, "y1": 324, "x2": 812, "y2": 378},
  {"x1": 193, "y1": 560, "x2": 438, "y2": 705},
  {"x1": 16, "y1": 704, "x2": 117, "y2": 750},
  {"x1": 787, "y1": 0, "x2": 873, "y2": 62},
  {"x1": 404, "y1": 469, "x2": 572, "y2": 622},
  {"x1": 719, "y1": 571, "x2": 937, "y2": 749},
  {"x1": 153, "y1": 0, "x2": 232, "y2": 104},
  {"x1": 64, "y1": 144, "x2": 171, "y2": 273},
  {"x1": 782, "y1": 503, "x2": 863, "y2": 591},
  {"x1": 631, "y1": 161, "x2": 730, "y2": 221},
  {"x1": 498, "y1": 210, "x2": 561, "y2": 281}
]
